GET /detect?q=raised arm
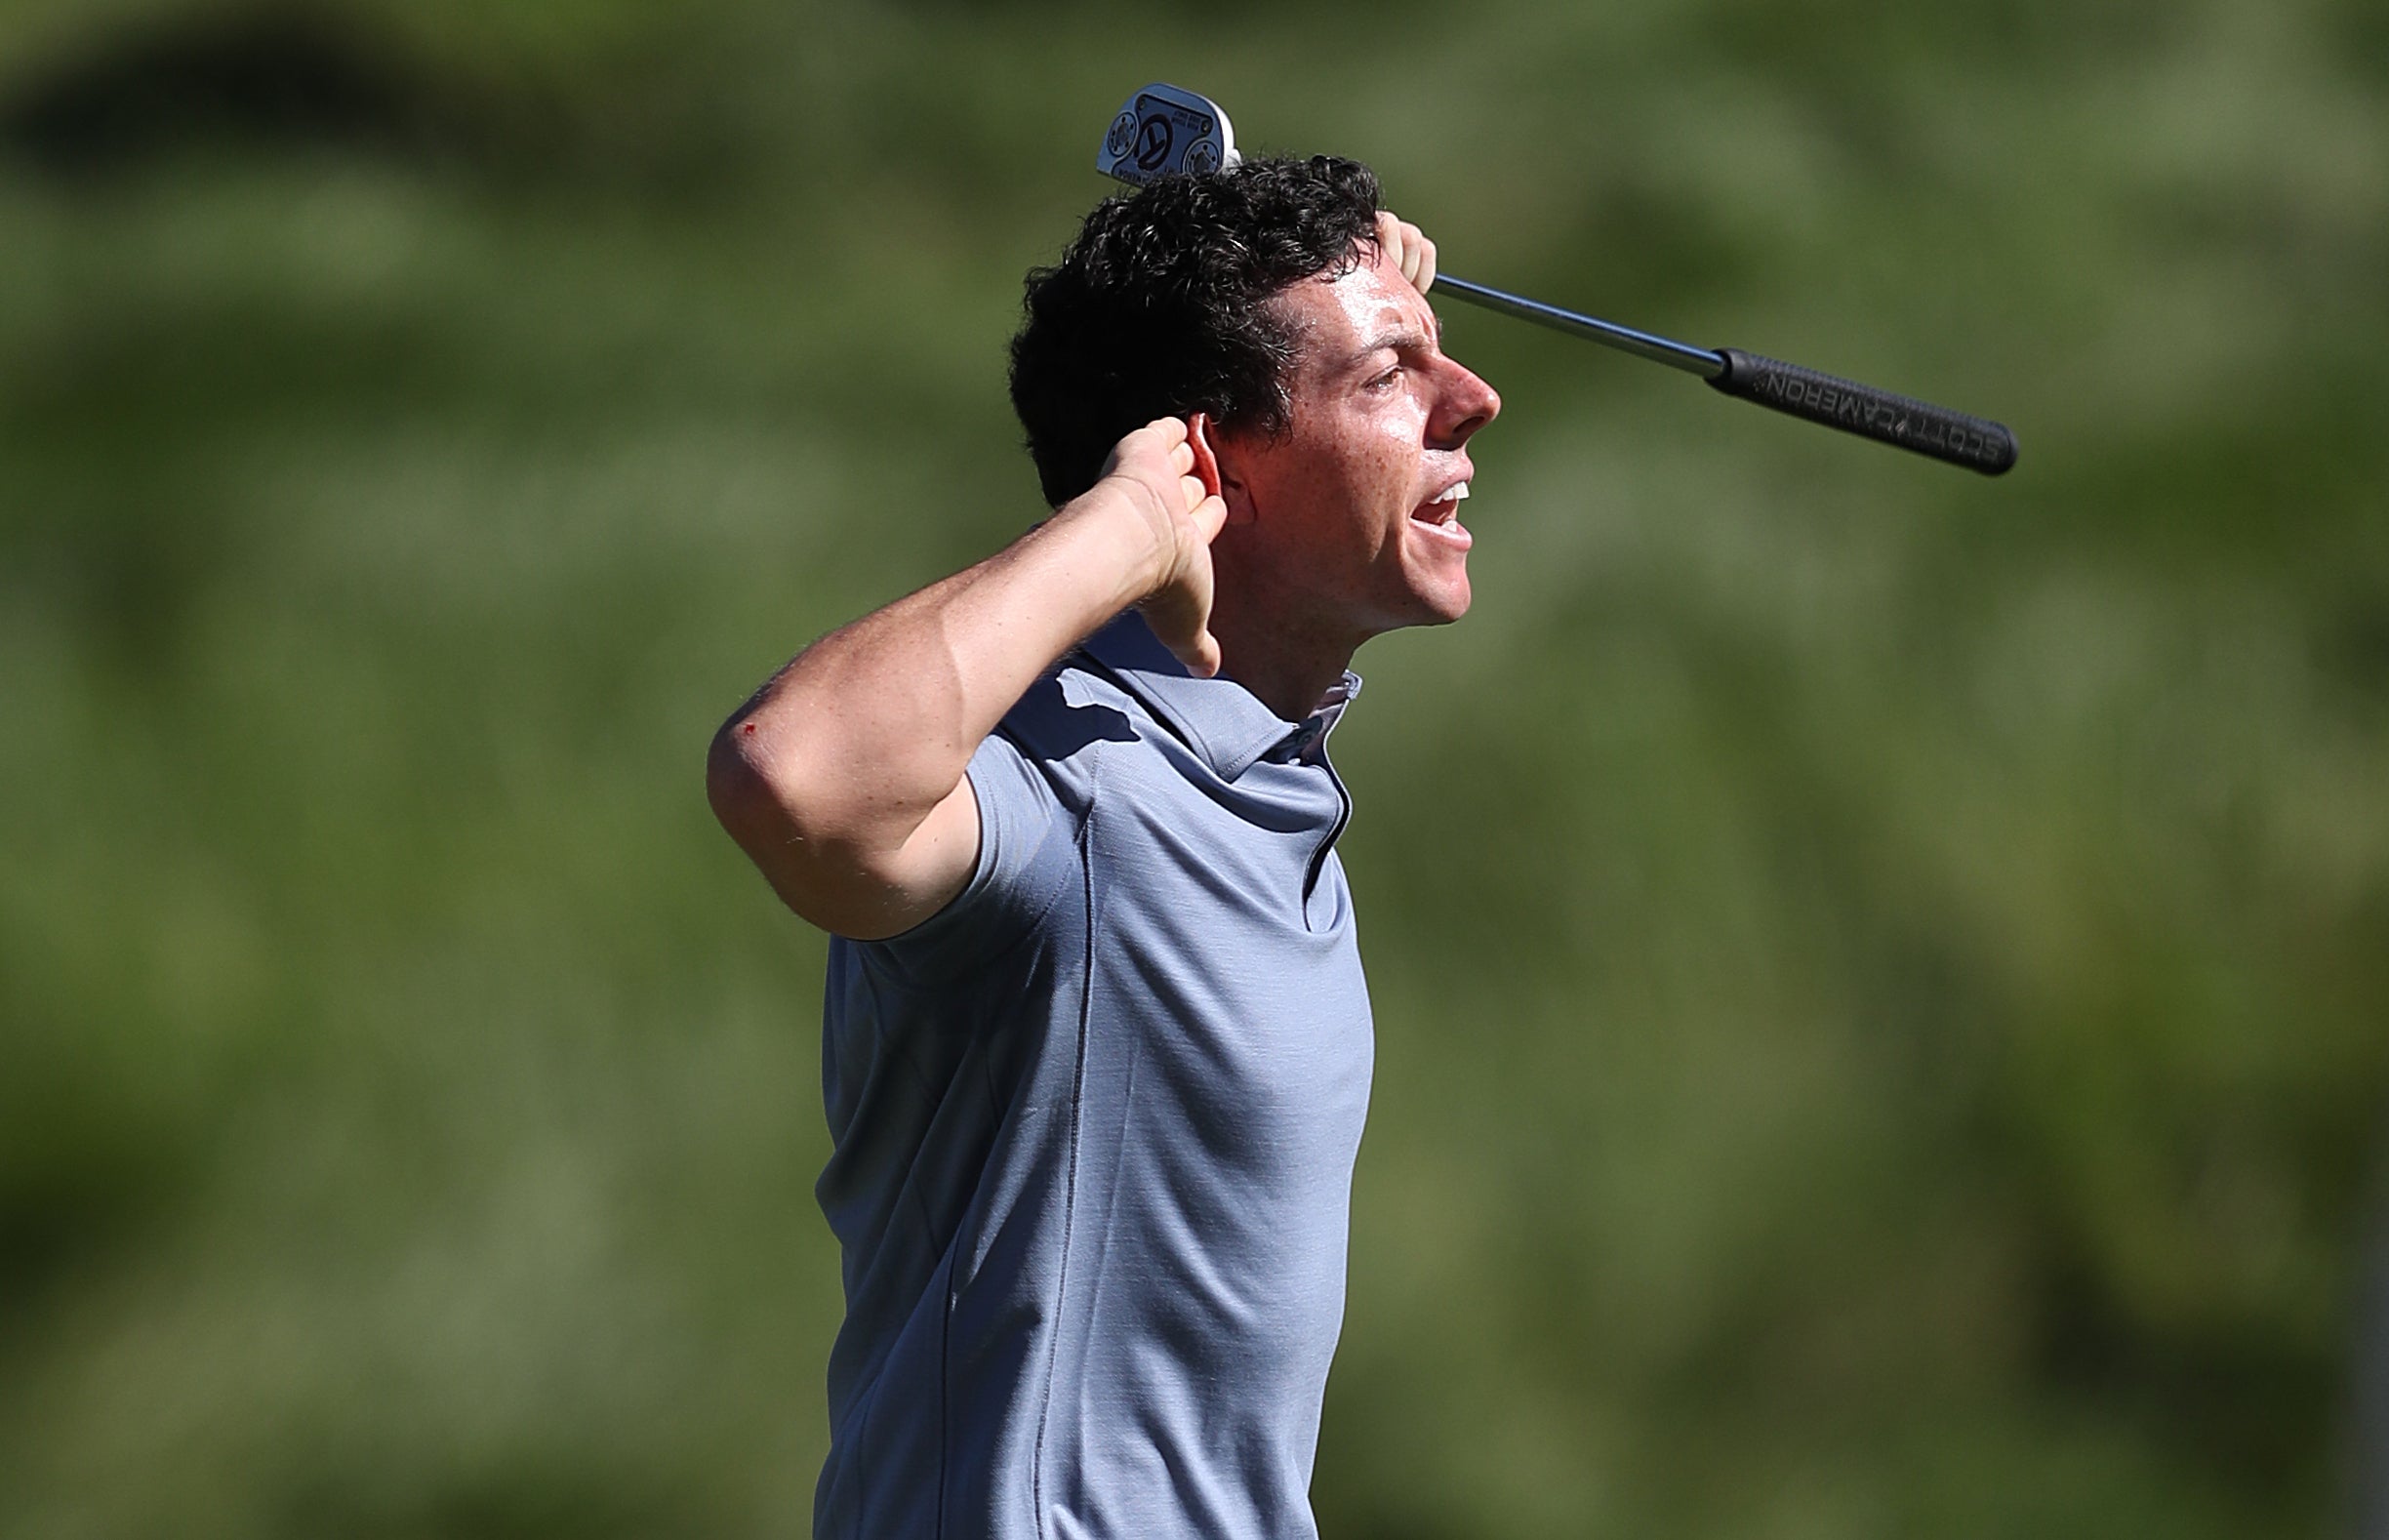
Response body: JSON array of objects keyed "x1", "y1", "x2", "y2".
[{"x1": 707, "y1": 417, "x2": 1226, "y2": 939}]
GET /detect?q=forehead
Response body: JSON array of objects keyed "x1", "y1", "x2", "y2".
[{"x1": 1270, "y1": 245, "x2": 1435, "y2": 372}]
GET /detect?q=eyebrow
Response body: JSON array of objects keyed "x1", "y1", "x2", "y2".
[{"x1": 1348, "y1": 318, "x2": 1442, "y2": 368}]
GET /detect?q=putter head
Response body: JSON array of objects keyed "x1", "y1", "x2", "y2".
[{"x1": 1096, "y1": 83, "x2": 1240, "y2": 186}]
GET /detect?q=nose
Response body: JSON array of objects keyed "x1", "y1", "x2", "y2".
[{"x1": 1430, "y1": 355, "x2": 1501, "y2": 449}]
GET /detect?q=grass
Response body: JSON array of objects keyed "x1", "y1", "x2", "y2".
[{"x1": 1, "y1": 1, "x2": 2385, "y2": 1534}]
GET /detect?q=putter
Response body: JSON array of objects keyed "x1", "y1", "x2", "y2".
[{"x1": 1097, "y1": 83, "x2": 2017, "y2": 476}]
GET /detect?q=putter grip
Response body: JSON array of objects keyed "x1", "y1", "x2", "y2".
[{"x1": 1708, "y1": 347, "x2": 2017, "y2": 475}]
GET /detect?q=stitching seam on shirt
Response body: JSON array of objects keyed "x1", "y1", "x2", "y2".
[
  {"x1": 935, "y1": 1247, "x2": 952, "y2": 1540},
  {"x1": 974, "y1": 790, "x2": 1086, "y2": 1134},
  {"x1": 1031, "y1": 736, "x2": 1102, "y2": 1539}
]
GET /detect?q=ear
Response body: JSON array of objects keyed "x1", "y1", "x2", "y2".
[{"x1": 1187, "y1": 411, "x2": 1256, "y2": 527}]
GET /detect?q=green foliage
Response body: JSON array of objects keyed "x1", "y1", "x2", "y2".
[{"x1": 1, "y1": 1, "x2": 2384, "y2": 1535}]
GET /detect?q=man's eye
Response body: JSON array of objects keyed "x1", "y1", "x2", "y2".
[{"x1": 1365, "y1": 367, "x2": 1400, "y2": 391}]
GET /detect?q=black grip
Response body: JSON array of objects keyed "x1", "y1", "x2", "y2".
[{"x1": 1707, "y1": 347, "x2": 2017, "y2": 475}]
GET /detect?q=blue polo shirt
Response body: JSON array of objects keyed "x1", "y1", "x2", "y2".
[{"x1": 812, "y1": 611, "x2": 1374, "y2": 1540}]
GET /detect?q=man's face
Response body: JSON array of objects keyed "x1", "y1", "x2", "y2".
[{"x1": 1213, "y1": 239, "x2": 1501, "y2": 644}]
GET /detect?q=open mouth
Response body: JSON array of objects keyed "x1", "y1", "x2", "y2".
[
  {"x1": 1414, "y1": 480, "x2": 1468, "y2": 522},
  {"x1": 1410, "y1": 480, "x2": 1473, "y2": 547}
]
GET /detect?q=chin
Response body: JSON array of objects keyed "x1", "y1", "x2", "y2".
[
  {"x1": 1430, "y1": 559, "x2": 1474, "y2": 620},
  {"x1": 1399, "y1": 576, "x2": 1473, "y2": 629}
]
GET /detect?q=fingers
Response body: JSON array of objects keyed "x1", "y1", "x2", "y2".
[
  {"x1": 1373, "y1": 211, "x2": 1405, "y2": 281},
  {"x1": 1375, "y1": 211, "x2": 1437, "y2": 294},
  {"x1": 1100, "y1": 420, "x2": 1212, "y2": 527},
  {"x1": 1138, "y1": 419, "x2": 1199, "y2": 486},
  {"x1": 1101, "y1": 416, "x2": 1180, "y2": 469}
]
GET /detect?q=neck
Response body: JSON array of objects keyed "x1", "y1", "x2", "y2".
[{"x1": 1204, "y1": 575, "x2": 1366, "y2": 725}]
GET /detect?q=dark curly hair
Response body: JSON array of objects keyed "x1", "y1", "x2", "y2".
[{"x1": 1008, "y1": 155, "x2": 1385, "y2": 507}]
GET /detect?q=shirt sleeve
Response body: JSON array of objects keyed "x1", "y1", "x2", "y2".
[{"x1": 870, "y1": 729, "x2": 1075, "y2": 982}]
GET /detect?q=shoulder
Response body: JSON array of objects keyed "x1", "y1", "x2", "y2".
[
  {"x1": 868, "y1": 654, "x2": 1139, "y2": 970},
  {"x1": 989, "y1": 654, "x2": 1154, "y2": 806}
]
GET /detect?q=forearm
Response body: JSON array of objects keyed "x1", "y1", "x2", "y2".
[{"x1": 709, "y1": 490, "x2": 1160, "y2": 866}]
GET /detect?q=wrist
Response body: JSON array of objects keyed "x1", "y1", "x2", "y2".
[{"x1": 1053, "y1": 477, "x2": 1176, "y2": 607}]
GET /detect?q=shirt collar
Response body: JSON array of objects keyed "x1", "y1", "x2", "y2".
[{"x1": 1074, "y1": 611, "x2": 1362, "y2": 780}]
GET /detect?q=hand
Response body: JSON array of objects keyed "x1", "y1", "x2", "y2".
[
  {"x1": 1087, "y1": 415, "x2": 1229, "y2": 676},
  {"x1": 1376, "y1": 210, "x2": 1437, "y2": 294}
]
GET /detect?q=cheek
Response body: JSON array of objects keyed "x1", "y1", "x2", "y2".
[
  {"x1": 1359, "y1": 407, "x2": 1425, "y2": 508},
  {"x1": 1253, "y1": 402, "x2": 1427, "y2": 554},
  {"x1": 1324, "y1": 405, "x2": 1425, "y2": 503}
]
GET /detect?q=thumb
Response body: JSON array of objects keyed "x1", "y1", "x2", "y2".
[
  {"x1": 1179, "y1": 626, "x2": 1222, "y2": 679},
  {"x1": 1192, "y1": 492, "x2": 1228, "y2": 545}
]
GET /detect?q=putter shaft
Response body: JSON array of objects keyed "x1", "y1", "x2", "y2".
[
  {"x1": 1433, "y1": 276, "x2": 1723, "y2": 379},
  {"x1": 1434, "y1": 274, "x2": 2016, "y2": 475}
]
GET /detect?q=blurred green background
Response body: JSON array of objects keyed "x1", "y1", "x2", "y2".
[{"x1": 4, "y1": 0, "x2": 2386, "y2": 1535}]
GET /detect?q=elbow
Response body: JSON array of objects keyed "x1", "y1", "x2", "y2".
[
  {"x1": 707, "y1": 711, "x2": 793, "y2": 850},
  {"x1": 707, "y1": 711, "x2": 893, "y2": 934},
  {"x1": 706, "y1": 709, "x2": 862, "y2": 859}
]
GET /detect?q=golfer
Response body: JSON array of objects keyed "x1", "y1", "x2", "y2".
[{"x1": 709, "y1": 156, "x2": 1499, "y2": 1539}]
